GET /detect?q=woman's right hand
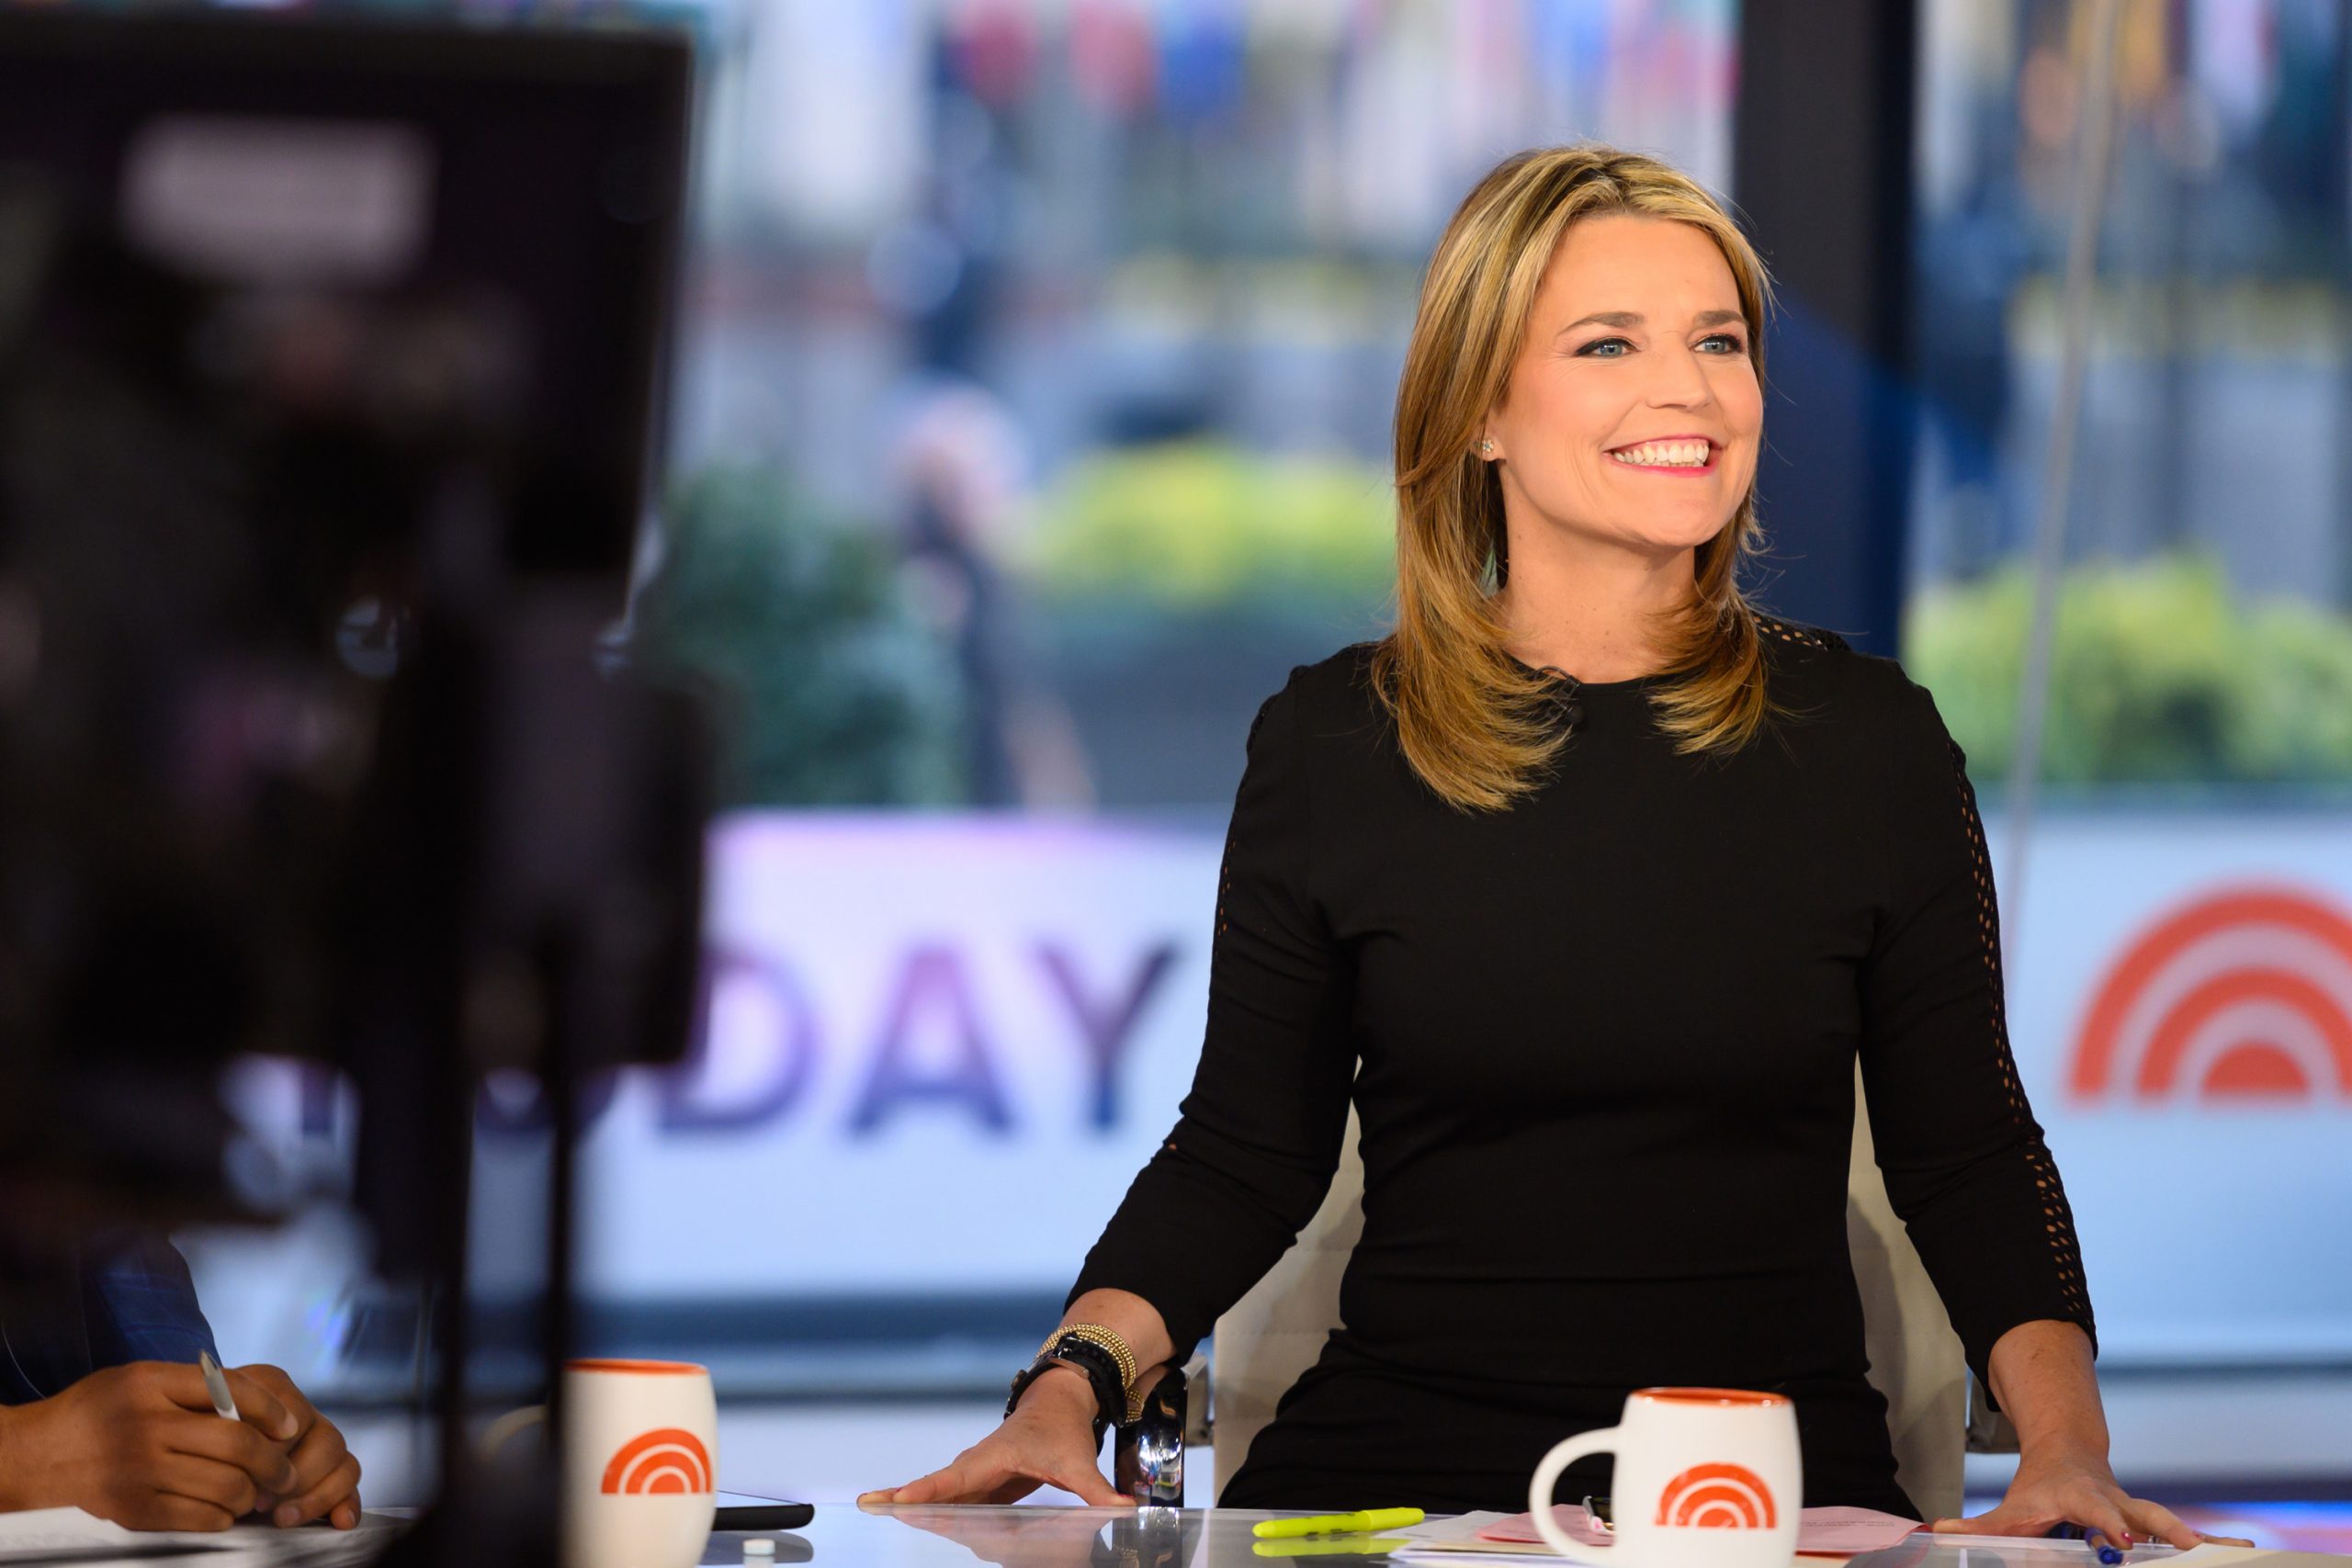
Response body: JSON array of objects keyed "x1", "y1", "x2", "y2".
[{"x1": 857, "y1": 1365, "x2": 1126, "y2": 1506}]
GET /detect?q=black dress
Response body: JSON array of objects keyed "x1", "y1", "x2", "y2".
[{"x1": 1065, "y1": 616, "x2": 2096, "y2": 1517}]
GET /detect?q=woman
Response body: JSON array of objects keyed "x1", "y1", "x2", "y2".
[{"x1": 862, "y1": 143, "x2": 2207, "y2": 1550}]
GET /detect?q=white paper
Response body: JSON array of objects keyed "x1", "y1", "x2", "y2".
[
  {"x1": 2162, "y1": 1546, "x2": 2352, "y2": 1568},
  {"x1": 0, "y1": 1506, "x2": 154, "y2": 1549},
  {"x1": 1392, "y1": 1514, "x2": 1520, "y2": 1545},
  {"x1": 0, "y1": 1506, "x2": 403, "y2": 1567}
]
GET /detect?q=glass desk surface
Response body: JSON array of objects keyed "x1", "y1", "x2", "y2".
[{"x1": 740, "y1": 1504, "x2": 2199, "y2": 1568}]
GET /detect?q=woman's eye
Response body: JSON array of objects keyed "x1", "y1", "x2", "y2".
[{"x1": 1577, "y1": 333, "x2": 1747, "y2": 358}]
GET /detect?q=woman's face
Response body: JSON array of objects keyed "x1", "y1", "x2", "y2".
[{"x1": 1482, "y1": 214, "x2": 1761, "y2": 559}]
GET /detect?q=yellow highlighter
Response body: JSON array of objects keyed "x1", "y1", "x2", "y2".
[{"x1": 1253, "y1": 1509, "x2": 1425, "y2": 1540}]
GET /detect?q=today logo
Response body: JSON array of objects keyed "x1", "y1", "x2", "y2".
[
  {"x1": 2071, "y1": 884, "x2": 2352, "y2": 1105},
  {"x1": 601, "y1": 1427, "x2": 713, "y2": 1495},
  {"x1": 1655, "y1": 1462, "x2": 1778, "y2": 1529}
]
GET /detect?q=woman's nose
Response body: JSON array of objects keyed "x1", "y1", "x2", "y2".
[{"x1": 1645, "y1": 347, "x2": 1716, "y2": 408}]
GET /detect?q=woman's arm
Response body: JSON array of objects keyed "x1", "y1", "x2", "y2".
[
  {"x1": 1855, "y1": 673, "x2": 2241, "y2": 1550},
  {"x1": 1855, "y1": 671, "x2": 2098, "y2": 1404},
  {"x1": 1058, "y1": 677, "x2": 1355, "y2": 1366},
  {"x1": 864, "y1": 675, "x2": 1352, "y2": 1506},
  {"x1": 1930, "y1": 1318, "x2": 2248, "y2": 1550},
  {"x1": 1051, "y1": 1289, "x2": 1175, "y2": 1376}
]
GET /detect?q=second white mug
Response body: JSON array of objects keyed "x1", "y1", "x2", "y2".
[{"x1": 1528, "y1": 1386, "x2": 1802, "y2": 1567}]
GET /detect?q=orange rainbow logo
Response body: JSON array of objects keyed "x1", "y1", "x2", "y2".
[
  {"x1": 1655, "y1": 1462, "x2": 1777, "y2": 1529},
  {"x1": 600, "y1": 1427, "x2": 713, "y2": 1495},
  {"x1": 2072, "y1": 885, "x2": 2352, "y2": 1104}
]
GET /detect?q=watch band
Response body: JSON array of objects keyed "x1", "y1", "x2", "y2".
[
  {"x1": 1006, "y1": 1338, "x2": 1125, "y2": 1440},
  {"x1": 1045, "y1": 1323, "x2": 1139, "y2": 1393}
]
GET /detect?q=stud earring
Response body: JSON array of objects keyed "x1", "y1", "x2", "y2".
[{"x1": 1479, "y1": 439, "x2": 1496, "y2": 455}]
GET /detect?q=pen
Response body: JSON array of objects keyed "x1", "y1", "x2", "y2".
[
  {"x1": 2047, "y1": 1522, "x2": 2124, "y2": 1565},
  {"x1": 197, "y1": 1349, "x2": 238, "y2": 1421},
  {"x1": 1253, "y1": 1509, "x2": 1425, "y2": 1540}
]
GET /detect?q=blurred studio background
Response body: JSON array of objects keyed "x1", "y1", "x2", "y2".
[{"x1": 20, "y1": 0, "x2": 2351, "y2": 1540}]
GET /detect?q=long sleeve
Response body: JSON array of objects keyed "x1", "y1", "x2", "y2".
[
  {"x1": 1857, "y1": 672, "x2": 2096, "y2": 1407},
  {"x1": 0, "y1": 1234, "x2": 218, "y2": 1404},
  {"x1": 81, "y1": 1233, "x2": 220, "y2": 1371},
  {"x1": 1065, "y1": 674, "x2": 1355, "y2": 1362}
]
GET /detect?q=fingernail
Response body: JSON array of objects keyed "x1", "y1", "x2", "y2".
[{"x1": 275, "y1": 1505, "x2": 300, "y2": 1528}]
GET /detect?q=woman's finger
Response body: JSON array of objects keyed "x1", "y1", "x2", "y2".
[
  {"x1": 888, "y1": 1461, "x2": 992, "y2": 1506},
  {"x1": 2075, "y1": 1495, "x2": 2136, "y2": 1551},
  {"x1": 2118, "y1": 1498, "x2": 2199, "y2": 1551},
  {"x1": 1929, "y1": 1504, "x2": 2034, "y2": 1536},
  {"x1": 1048, "y1": 1464, "x2": 1126, "y2": 1507}
]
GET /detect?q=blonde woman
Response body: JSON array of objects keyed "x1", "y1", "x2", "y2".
[{"x1": 864, "y1": 144, "x2": 2205, "y2": 1549}]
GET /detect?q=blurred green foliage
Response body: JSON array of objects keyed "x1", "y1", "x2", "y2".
[
  {"x1": 1905, "y1": 554, "x2": 2352, "y2": 785},
  {"x1": 1013, "y1": 440, "x2": 1396, "y2": 615},
  {"x1": 628, "y1": 464, "x2": 964, "y2": 807}
]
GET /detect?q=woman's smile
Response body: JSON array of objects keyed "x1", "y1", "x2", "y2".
[{"x1": 1605, "y1": 435, "x2": 1722, "y2": 479}]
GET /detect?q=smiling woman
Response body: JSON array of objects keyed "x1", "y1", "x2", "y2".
[
  {"x1": 1370, "y1": 148, "x2": 1786, "y2": 813},
  {"x1": 1481, "y1": 217, "x2": 1760, "y2": 616},
  {"x1": 858, "y1": 144, "x2": 2222, "y2": 1551}
]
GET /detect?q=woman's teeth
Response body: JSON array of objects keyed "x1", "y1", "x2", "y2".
[{"x1": 1610, "y1": 439, "x2": 1713, "y2": 468}]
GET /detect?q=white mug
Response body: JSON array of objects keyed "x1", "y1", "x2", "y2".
[
  {"x1": 485, "y1": 1358, "x2": 718, "y2": 1568},
  {"x1": 1528, "y1": 1386, "x2": 1801, "y2": 1568}
]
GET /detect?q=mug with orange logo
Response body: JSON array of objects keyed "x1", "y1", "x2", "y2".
[
  {"x1": 1528, "y1": 1386, "x2": 1801, "y2": 1567},
  {"x1": 485, "y1": 1358, "x2": 718, "y2": 1568}
]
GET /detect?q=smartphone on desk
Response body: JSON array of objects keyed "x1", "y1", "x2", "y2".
[{"x1": 711, "y1": 1491, "x2": 814, "y2": 1531}]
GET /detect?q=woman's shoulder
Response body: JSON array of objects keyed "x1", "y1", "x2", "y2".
[
  {"x1": 1750, "y1": 611, "x2": 1951, "y2": 753},
  {"x1": 1251, "y1": 640, "x2": 1390, "y2": 744}
]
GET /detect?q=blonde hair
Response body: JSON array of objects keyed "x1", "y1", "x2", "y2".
[{"x1": 1368, "y1": 142, "x2": 1795, "y2": 814}]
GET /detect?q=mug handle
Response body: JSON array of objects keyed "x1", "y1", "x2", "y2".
[
  {"x1": 481, "y1": 1404, "x2": 547, "y2": 1461},
  {"x1": 1530, "y1": 1427, "x2": 1620, "y2": 1560}
]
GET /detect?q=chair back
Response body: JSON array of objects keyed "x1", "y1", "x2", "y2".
[{"x1": 1205, "y1": 1064, "x2": 1969, "y2": 1520}]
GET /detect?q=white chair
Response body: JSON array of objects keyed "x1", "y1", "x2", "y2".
[{"x1": 1145, "y1": 1063, "x2": 1998, "y2": 1521}]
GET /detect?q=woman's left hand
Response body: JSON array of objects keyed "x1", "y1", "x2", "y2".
[{"x1": 1930, "y1": 1447, "x2": 2252, "y2": 1549}]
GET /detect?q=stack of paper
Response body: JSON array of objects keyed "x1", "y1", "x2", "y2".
[
  {"x1": 1385, "y1": 1504, "x2": 1921, "y2": 1563},
  {"x1": 1385, "y1": 1512, "x2": 2352, "y2": 1568},
  {"x1": 0, "y1": 1505, "x2": 403, "y2": 1566}
]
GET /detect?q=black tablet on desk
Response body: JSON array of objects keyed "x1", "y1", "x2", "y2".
[
  {"x1": 707, "y1": 1493, "x2": 814, "y2": 1564},
  {"x1": 713, "y1": 1492, "x2": 814, "y2": 1531}
]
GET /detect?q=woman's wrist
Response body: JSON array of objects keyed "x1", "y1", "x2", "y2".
[
  {"x1": 2018, "y1": 1427, "x2": 2112, "y2": 1471},
  {"x1": 1988, "y1": 1319, "x2": 2109, "y2": 1469},
  {"x1": 1014, "y1": 1362, "x2": 1099, "y2": 1423}
]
